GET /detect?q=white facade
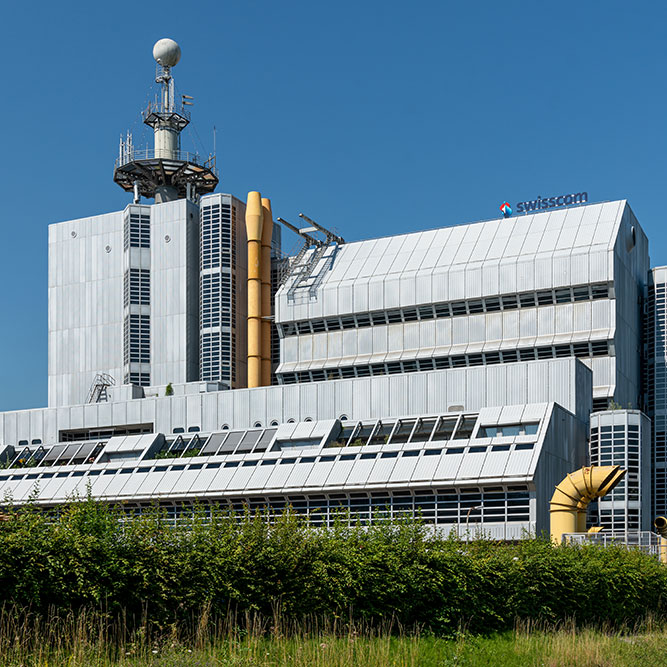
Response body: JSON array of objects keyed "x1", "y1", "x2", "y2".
[
  {"x1": 48, "y1": 195, "x2": 251, "y2": 407},
  {"x1": 150, "y1": 198, "x2": 200, "y2": 386},
  {"x1": 0, "y1": 401, "x2": 585, "y2": 539},
  {"x1": 48, "y1": 210, "x2": 125, "y2": 408},
  {"x1": 1, "y1": 358, "x2": 590, "y2": 448},
  {"x1": 275, "y1": 200, "x2": 648, "y2": 411}
]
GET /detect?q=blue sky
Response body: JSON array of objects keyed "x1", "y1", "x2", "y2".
[{"x1": 1, "y1": 1, "x2": 666, "y2": 410}]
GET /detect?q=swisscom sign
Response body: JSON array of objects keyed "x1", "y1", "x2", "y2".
[{"x1": 500, "y1": 191, "x2": 588, "y2": 218}]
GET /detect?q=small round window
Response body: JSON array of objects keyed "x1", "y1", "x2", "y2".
[
  {"x1": 253, "y1": 421, "x2": 263, "y2": 428},
  {"x1": 270, "y1": 420, "x2": 279, "y2": 427},
  {"x1": 339, "y1": 414, "x2": 349, "y2": 421},
  {"x1": 221, "y1": 424, "x2": 230, "y2": 430}
]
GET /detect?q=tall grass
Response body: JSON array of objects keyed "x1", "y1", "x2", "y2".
[{"x1": 0, "y1": 608, "x2": 666, "y2": 666}]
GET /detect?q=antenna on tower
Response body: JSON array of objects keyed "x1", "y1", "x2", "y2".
[{"x1": 113, "y1": 39, "x2": 219, "y2": 203}]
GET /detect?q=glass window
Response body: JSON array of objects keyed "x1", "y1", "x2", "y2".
[
  {"x1": 328, "y1": 425, "x2": 355, "y2": 448},
  {"x1": 432, "y1": 417, "x2": 458, "y2": 442},
  {"x1": 453, "y1": 415, "x2": 477, "y2": 440},
  {"x1": 388, "y1": 419, "x2": 417, "y2": 444},
  {"x1": 368, "y1": 422, "x2": 395, "y2": 446},
  {"x1": 410, "y1": 418, "x2": 437, "y2": 443},
  {"x1": 349, "y1": 423, "x2": 375, "y2": 447}
]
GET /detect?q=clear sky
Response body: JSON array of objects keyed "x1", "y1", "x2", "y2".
[{"x1": 1, "y1": 1, "x2": 666, "y2": 411}]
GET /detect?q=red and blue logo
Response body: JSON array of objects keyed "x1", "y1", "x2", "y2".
[{"x1": 499, "y1": 202, "x2": 512, "y2": 218}]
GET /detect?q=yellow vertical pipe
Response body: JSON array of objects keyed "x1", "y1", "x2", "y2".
[
  {"x1": 260, "y1": 198, "x2": 273, "y2": 387},
  {"x1": 245, "y1": 191, "x2": 263, "y2": 388}
]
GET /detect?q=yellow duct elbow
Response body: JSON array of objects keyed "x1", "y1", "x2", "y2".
[
  {"x1": 549, "y1": 465, "x2": 626, "y2": 544},
  {"x1": 654, "y1": 517, "x2": 667, "y2": 565}
]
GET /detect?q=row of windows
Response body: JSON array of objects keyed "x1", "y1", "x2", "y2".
[
  {"x1": 123, "y1": 212, "x2": 150, "y2": 249},
  {"x1": 123, "y1": 314, "x2": 150, "y2": 364},
  {"x1": 123, "y1": 268, "x2": 150, "y2": 307},
  {"x1": 201, "y1": 273, "x2": 222, "y2": 329},
  {"x1": 126, "y1": 489, "x2": 531, "y2": 527},
  {"x1": 13, "y1": 490, "x2": 531, "y2": 527},
  {"x1": 278, "y1": 282, "x2": 613, "y2": 338},
  {"x1": 277, "y1": 340, "x2": 612, "y2": 384},
  {"x1": 201, "y1": 204, "x2": 232, "y2": 270},
  {"x1": 201, "y1": 331, "x2": 232, "y2": 383}
]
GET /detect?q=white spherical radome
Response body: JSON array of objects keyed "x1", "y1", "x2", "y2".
[{"x1": 153, "y1": 39, "x2": 181, "y2": 67}]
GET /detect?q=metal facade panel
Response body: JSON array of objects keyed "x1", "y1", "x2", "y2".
[
  {"x1": 246, "y1": 462, "x2": 281, "y2": 490},
  {"x1": 233, "y1": 391, "x2": 250, "y2": 428},
  {"x1": 333, "y1": 380, "x2": 355, "y2": 420},
  {"x1": 365, "y1": 456, "x2": 399, "y2": 484},
  {"x1": 387, "y1": 455, "x2": 420, "y2": 483},
  {"x1": 345, "y1": 458, "x2": 377, "y2": 486},
  {"x1": 456, "y1": 452, "x2": 486, "y2": 479},
  {"x1": 353, "y1": 279, "x2": 369, "y2": 313},
  {"x1": 480, "y1": 452, "x2": 510, "y2": 477},
  {"x1": 411, "y1": 454, "x2": 438, "y2": 481},
  {"x1": 224, "y1": 465, "x2": 258, "y2": 492},
  {"x1": 323, "y1": 459, "x2": 356, "y2": 486},
  {"x1": 367, "y1": 277, "x2": 384, "y2": 310},
  {"x1": 370, "y1": 376, "x2": 391, "y2": 418},
  {"x1": 301, "y1": 460, "x2": 335, "y2": 487},
  {"x1": 415, "y1": 273, "x2": 432, "y2": 304},
  {"x1": 433, "y1": 452, "x2": 464, "y2": 480},
  {"x1": 249, "y1": 389, "x2": 267, "y2": 426},
  {"x1": 504, "y1": 450, "x2": 536, "y2": 477},
  {"x1": 465, "y1": 368, "x2": 486, "y2": 410}
]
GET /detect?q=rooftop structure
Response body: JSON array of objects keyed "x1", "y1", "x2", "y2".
[{"x1": 113, "y1": 39, "x2": 218, "y2": 203}]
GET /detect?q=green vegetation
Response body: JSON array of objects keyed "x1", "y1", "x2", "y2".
[
  {"x1": 1, "y1": 496, "x2": 666, "y2": 641},
  {"x1": 165, "y1": 383, "x2": 173, "y2": 397},
  {"x1": 0, "y1": 613, "x2": 666, "y2": 665}
]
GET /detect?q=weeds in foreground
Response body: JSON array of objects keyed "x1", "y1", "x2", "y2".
[{"x1": 0, "y1": 608, "x2": 666, "y2": 666}]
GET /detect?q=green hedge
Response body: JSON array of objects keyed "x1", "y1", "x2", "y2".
[{"x1": 0, "y1": 498, "x2": 665, "y2": 634}]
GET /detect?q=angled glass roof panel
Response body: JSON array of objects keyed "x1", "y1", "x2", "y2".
[
  {"x1": 235, "y1": 430, "x2": 263, "y2": 454},
  {"x1": 218, "y1": 431, "x2": 244, "y2": 453},
  {"x1": 200, "y1": 433, "x2": 227, "y2": 456},
  {"x1": 253, "y1": 429, "x2": 278, "y2": 452}
]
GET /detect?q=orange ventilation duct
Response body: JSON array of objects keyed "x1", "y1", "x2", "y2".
[
  {"x1": 260, "y1": 198, "x2": 273, "y2": 387},
  {"x1": 245, "y1": 191, "x2": 263, "y2": 388}
]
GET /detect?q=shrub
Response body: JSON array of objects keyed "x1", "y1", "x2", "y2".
[{"x1": 0, "y1": 498, "x2": 665, "y2": 635}]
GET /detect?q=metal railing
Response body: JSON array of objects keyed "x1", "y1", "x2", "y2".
[
  {"x1": 115, "y1": 149, "x2": 215, "y2": 171},
  {"x1": 563, "y1": 530, "x2": 662, "y2": 558}
]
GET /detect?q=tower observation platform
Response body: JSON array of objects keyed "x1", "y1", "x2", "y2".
[{"x1": 113, "y1": 39, "x2": 218, "y2": 203}]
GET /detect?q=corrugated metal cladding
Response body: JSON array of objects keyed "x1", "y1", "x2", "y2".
[
  {"x1": 0, "y1": 402, "x2": 585, "y2": 537},
  {"x1": 0, "y1": 359, "x2": 589, "y2": 447},
  {"x1": 276, "y1": 200, "x2": 648, "y2": 410}
]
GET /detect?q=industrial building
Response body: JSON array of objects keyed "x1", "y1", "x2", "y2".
[{"x1": 0, "y1": 38, "x2": 665, "y2": 538}]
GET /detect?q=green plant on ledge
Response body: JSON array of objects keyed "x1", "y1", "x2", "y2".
[{"x1": 165, "y1": 383, "x2": 174, "y2": 397}]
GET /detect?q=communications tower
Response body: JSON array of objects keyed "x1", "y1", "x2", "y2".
[{"x1": 113, "y1": 38, "x2": 218, "y2": 203}]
